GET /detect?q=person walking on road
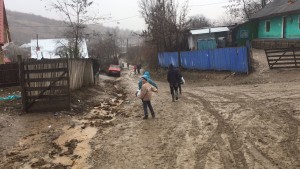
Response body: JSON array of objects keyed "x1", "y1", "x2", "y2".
[
  {"x1": 139, "y1": 75, "x2": 158, "y2": 119},
  {"x1": 167, "y1": 64, "x2": 180, "y2": 102},
  {"x1": 133, "y1": 65, "x2": 137, "y2": 74},
  {"x1": 137, "y1": 63, "x2": 142, "y2": 74}
]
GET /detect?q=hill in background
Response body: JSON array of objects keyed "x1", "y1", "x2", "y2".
[{"x1": 7, "y1": 10, "x2": 140, "y2": 46}]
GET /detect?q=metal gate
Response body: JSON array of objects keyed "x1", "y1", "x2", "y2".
[
  {"x1": 0, "y1": 63, "x2": 19, "y2": 87},
  {"x1": 265, "y1": 46, "x2": 300, "y2": 69},
  {"x1": 19, "y1": 57, "x2": 70, "y2": 112}
]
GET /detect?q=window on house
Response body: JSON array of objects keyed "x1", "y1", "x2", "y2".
[{"x1": 266, "y1": 21, "x2": 271, "y2": 32}]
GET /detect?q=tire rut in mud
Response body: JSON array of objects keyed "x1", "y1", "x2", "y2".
[
  {"x1": 183, "y1": 88, "x2": 300, "y2": 169},
  {"x1": 184, "y1": 92, "x2": 248, "y2": 169}
]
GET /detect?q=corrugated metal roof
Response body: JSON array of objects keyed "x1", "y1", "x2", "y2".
[
  {"x1": 190, "y1": 27, "x2": 229, "y2": 35},
  {"x1": 20, "y1": 43, "x2": 31, "y2": 48},
  {"x1": 190, "y1": 29, "x2": 209, "y2": 35},
  {"x1": 251, "y1": 0, "x2": 300, "y2": 19},
  {"x1": 30, "y1": 38, "x2": 89, "y2": 59}
]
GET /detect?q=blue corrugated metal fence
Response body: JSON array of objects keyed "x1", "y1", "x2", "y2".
[
  {"x1": 158, "y1": 47, "x2": 249, "y2": 73},
  {"x1": 158, "y1": 52, "x2": 179, "y2": 68}
]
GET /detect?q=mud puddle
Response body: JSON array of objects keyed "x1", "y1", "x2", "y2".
[{"x1": 1, "y1": 78, "x2": 128, "y2": 169}]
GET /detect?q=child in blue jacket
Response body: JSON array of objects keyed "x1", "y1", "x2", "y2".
[
  {"x1": 138, "y1": 71, "x2": 158, "y2": 90},
  {"x1": 136, "y1": 71, "x2": 158, "y2": 97}
]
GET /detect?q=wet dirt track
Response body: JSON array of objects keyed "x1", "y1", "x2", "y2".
[
  {"x1": 1, "y1": 49, "x2": 300, "y2": 169},
  {"x1": 89, "y1": 73, "x2": 300, "y2": 169}
]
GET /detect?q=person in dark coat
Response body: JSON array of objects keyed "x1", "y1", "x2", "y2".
[
  {"x1": 133, "y1": 65, "x2": 137, "y2": 74},
  {"x1": 167, "y1": 64, "x2": 180, "y2": 102},
  {"x1": 137, "y1": 63, "x2": 142, "y2": 74}
]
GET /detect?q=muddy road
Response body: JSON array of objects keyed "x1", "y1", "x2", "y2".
[
  {"x1": 1, "y1": 49, "x2": 300, "y2": 168},
  {"x1": 90, "y1": 73, "x2": 300, "y2": 169}
]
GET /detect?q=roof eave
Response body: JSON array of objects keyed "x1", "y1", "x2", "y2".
[{"x1": 251, "y1": 10, "x2": 300, "y2": 20}]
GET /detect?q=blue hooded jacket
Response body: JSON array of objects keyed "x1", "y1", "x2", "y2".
[{"x1": 138, "y1": 71, "x2": 158, "y2": 90}]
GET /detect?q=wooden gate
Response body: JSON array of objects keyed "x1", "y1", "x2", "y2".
[
  {"x1": 19, "y1": 57, "x2": 70, "y2": 112},
  {"x1": 0, "y1": 63, "x2": 19, "y2": 87},
  {"x1": 265, "y1": 46, "x2": 300, "y2": 69}
]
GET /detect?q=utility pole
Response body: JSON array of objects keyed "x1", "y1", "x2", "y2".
[
  {"x1": 162, "y1": 0, "x2": 166, "y2": 51},
  {"x1": 126, "y1": 38, "x2": 128, "y2": 53},
  {"x1": 261, "y1": 0, "x2": 266, "y2": 8},
  {"x1": 126, "y1": 38, "x2": 129, "y2": 61},
  {"x1": 36, "y1": 34, "x2": 39, "y2": 51},
  {"x1": 36, "y1": 34, "x2": 40, "y2": 59}
]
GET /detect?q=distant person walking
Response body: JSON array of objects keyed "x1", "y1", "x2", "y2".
[
  {"x1": 137, "y1": 63, "x2": 142, "y2": 74},
  {"x1": 167, "y1": 64, "x2": 180, "y2": 102},
  {"x1": 139, "y1": 75, "x2": 158, "y2": 119},
  {"x1": 133, "y1": 65, "x2": 137, "y2": 74}
]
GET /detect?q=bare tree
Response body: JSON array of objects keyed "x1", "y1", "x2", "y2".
[
  {"x1": 139, "y1": 0, "x2": 189, "y2": 53},
  {"x1": 225, "y1": 0, "x2": 273, "y2": 21},
  {"x1": 216, "y1": 14, "x2": 239, "y2": 26},
  {"x1": 88, "y1": 31, "x2": 120, "y2": 69},
  {"x1": 187, "y1": 15, "x2": 211, "y2": 29},
  {"x1": 4, "y1": 43, "x2": 31, "y2": 61},
  {"x1": 42, "y1": 0, "x2": 103, "y2": 58}
]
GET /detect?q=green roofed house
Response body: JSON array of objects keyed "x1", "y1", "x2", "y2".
[
  {"x1": 231, "y1": 21, "x2": 259, "y2": 47},
  {"x1": 250, "y1": 0, "x2": 300, "y2": 49}
]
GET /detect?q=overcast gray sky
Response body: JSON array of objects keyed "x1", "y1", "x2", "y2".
[{"x1": 4, "y1": 0, "x2": 229, "y2": 31}]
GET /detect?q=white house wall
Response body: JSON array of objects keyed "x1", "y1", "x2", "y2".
[{"x1": 30, "y1": 38, "x2": 89, "y2": 59}]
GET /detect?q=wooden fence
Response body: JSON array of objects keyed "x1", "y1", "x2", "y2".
[
  {"x1": 19, "y1": 57, "x2": 70, "y2": 112},
  {"x1": 0, "y1": 63, "x2": 19, "y2": 87},
  {"x1": 265, "y1": 46, "x2": 300, "y2": 69},
  {"x1": 19, "y1": 57, "x2": 94, "y2": 112},
  {"x1": 69, "y1": 59, "x2": 94, "y2": 90}
]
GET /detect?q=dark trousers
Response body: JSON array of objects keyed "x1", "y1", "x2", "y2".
[
  {"x1": 178, "y1": 84, "x2": 182, "y2": 94},
  {"x1": 142, "y1": 101, "x2": 154, "y2": 117},
  {"x1": 169, "y1": 83, "x2": 179, "y2": 101}
]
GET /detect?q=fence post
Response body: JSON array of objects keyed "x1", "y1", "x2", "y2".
[
  {"x1": 292, "y1": 45, "x2": 297, "y2": 67},
  {"x1": 178, "y1": 50, "x2": 181, "y2": 68},
  {"x1": 246, "y1": 40, "x2": 252, "y2": 73},
  {"x1": 17, "y1": 55, "x2": 26, "y2": 112},
  {"x1": 66, "y1": 58, "x2": 71, "y2": 110}
]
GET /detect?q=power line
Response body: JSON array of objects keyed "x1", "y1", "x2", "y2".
[
  {"x1": 9, "y1": 1, "x2": 230, "y2": 28},
  {"x1": 9, "y1": 15, "x2": 140, "y2": 28},
  {"x1": 101, "y1": 15, "x2": 139, "y2": 24},
  {"x1": 9, "y1": 25, "x2": 68, "y2": 28},
  {"x1": 189, "y1": 1, "x2": 229, "y2": 7}
]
